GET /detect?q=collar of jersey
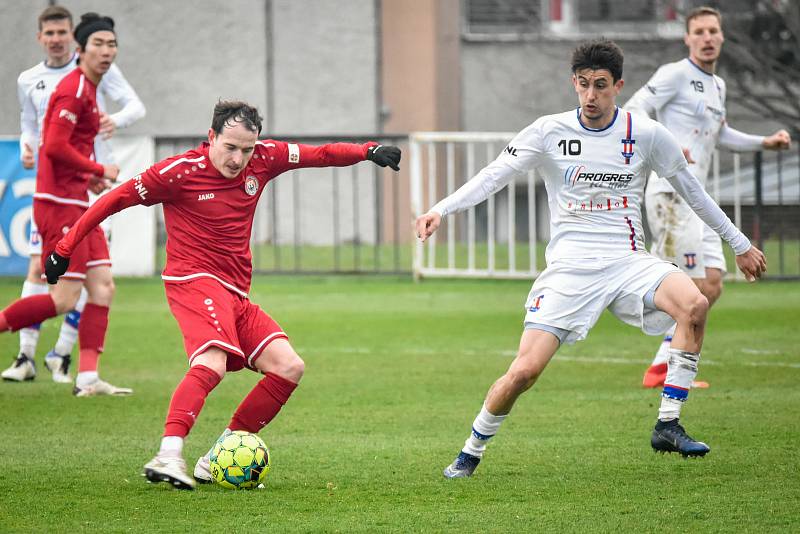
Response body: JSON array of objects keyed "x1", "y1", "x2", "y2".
[
  {"x1": 576, "y1": 106, "x2": 619, "y2": 133},
  {"x1": 686, "y1": 58, "x2": 715, "y2": 77},
  {"x1": 43, "y1": 51, "x2": 77, "y2": 71}
]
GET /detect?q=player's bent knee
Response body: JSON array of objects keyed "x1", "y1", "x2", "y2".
[
  {"x1": 88, "y1": 278, "x2": 115, "y2": 306},
  {"x1": 254, "y1": 341, "x2": 305, "y2": 382},
  {"x1": 685, "y1": 293, "x2": 709, "y2": 325},
  {"x1": 191, "y1": 348, "x2": 227, "y2": 378}
]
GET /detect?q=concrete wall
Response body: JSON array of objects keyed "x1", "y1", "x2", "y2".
[
  {"x1": 460, "y1": 38, "x2": 784, "y2": 140},
  {"x1": 0, "y1": 0, "x2": 378, "y2": 138}
]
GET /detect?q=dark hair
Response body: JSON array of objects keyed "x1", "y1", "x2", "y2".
[
  {"x1": 211, "y1": 100, "x2": 263, "y2": 135},
  {"x1": 685, "y1": 6, "x2": 722, "y2": 33},
  {"x1": 38, "y1": 5, "x2": 72, "y2": 30},
  {"x1": 74, "y1": 12, "x2": 115, "y2": 49},
  {"x1": 571, "y1": 39, "x2": 624, "y2": 82}
]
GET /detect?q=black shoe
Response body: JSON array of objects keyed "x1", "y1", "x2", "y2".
[
  {"x1": 443, "y1": 451, "x2": 481, "y2": 478},
  {"x1": 651, "y1": 419, "x2": 710, "y2": 457}
]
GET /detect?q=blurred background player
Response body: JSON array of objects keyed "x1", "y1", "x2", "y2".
[
  {"x1": 624, "y1": 6, "x2": 791, "y2": 389},
  {"x1": 416, "y1": 40, "x2": 766, "y2": 478},
  {"x1": 0, "y1": 12, "x2": 132, "y2": 397},
  {"x1": 3, "y1": 5, "x2": 145, "y2": 384},
  {"x1": 45, "y1": 100, "x2": 401, "y2": 489}
]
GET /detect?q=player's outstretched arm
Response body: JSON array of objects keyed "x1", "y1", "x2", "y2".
[
  {"x1": 416, "y1": 211, "x2": 441, "y2": 242},
  {"x1": 735, "y1": 246, "x2": 767, "y2": 282},
  {"x1": 366, "y1": 144, "x2": 401, "y2": 171},
  {"x1": 665, "y1": 166, "x2": 766, "y2": 281},
  {"x1": 45, "y1": 180, "x2": 146, "y2": 284},
  {"x1": 762, "y1": 129, "x2": 791, "y2": 151}
]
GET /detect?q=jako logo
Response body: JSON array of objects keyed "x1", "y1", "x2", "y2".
[{"x1": 198, "y1": 193, "x2": 215, "y2": 201}]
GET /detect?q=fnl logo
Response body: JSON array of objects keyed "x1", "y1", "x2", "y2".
[
  {"x1": 684, "y1": 253, "x2": 697, "y2": 269},
  {"x1": 529, "y1": 294, "x2": 544, "y2": 312}
]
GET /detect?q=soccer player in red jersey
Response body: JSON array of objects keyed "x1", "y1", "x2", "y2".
[
  {"x1": 0, "y1": 13, "x2": 130, "y2": 397},
  {"x1": 44, "y1": 100, "x2": 401, "y2": 489}
]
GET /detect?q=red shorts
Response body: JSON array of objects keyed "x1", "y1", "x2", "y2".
[
  {"x1": 34, "y1": 200, "x2": 111, "y2": 280},
  {"x1": 164, "y1": 277, "x2": 288, "y2": 372}
]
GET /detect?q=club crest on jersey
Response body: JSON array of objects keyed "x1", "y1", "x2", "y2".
[
  {"x1": 244, "y1": 175, "x2": 259, "y2": 196},
  {"x1": 529, "y1": 294, "x2": 544, "y2": 312},
  {"x1": 620, "y1": 111, "x2": 635, "y2": 164},
  {"x1": 684, "y1": 253, "x2": 697, "y2": 269}
]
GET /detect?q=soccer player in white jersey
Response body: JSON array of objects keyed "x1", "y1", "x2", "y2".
[
  {"x1": 2, "y1": 5, "x2": 145, "y2": 384},
  {"x1": 624, "y1": 6, "x2": 790, "y2": 389},
  {"x1": 416, "y1": 39, "x2": 766, "y2": 478}
]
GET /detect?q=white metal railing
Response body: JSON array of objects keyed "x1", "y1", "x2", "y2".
[
  {"x1": 410, "y1": 131, "x2": 539, "y2": 280},
  {"x1": 411, "y1": 131, "x2": 749, "y2": 282}
]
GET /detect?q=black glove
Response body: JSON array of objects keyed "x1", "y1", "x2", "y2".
[
  {"x1": 366, "y1": 144, "x2": 401, "y2": 171},
  {"x1": 44, "y1": 251, "x2": 70, "y2": 285}
]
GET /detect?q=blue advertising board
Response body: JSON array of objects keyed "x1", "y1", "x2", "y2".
[{"x1": 0, "y1": 140, "x2": 36, "y2": 275}]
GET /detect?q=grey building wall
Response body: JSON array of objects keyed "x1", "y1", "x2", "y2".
[
  {"x1": 460, "y1": 38, "x2": 784, "y2": 141},
  {"x1": 0, "y1": 0, "x2": 378, "y2": 137}
]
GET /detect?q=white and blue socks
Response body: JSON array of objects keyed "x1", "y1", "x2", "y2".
[
  {"x1": 53, "y1": 288, "x2": 87, "y2": 356},
  {"x1": 462, "y1": 404, "x2": 507, "y2": 458},
  {"x1": 659, "y1": 348, "x2": 700, "y2": 421}
]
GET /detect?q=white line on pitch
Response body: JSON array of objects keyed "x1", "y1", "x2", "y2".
[{"x1": 296, "y1": 347, "x2": 800, "y2": 369}]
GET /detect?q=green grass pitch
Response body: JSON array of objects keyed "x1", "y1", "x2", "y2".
[{"x1": 0, "y1": 276, "x2": 798, "y2": 532}]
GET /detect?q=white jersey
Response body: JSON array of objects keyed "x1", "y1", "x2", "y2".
[
  {"x1": 624, "y1": 58, "x2": 763, "y2": 195},
  {"x1": 431, "y1": 106, "x2": 751, "y2": 263},
  {"x1": 17, "y1": 52, "x2": 146, "y2": 164}
]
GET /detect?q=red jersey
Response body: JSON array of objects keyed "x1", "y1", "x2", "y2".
[
  {"x1": 34, "y1": 68, "x2": 105, "y2": 208},
  {"x1": 56, "y1": 140, "x2": 373, "y2": 295}
]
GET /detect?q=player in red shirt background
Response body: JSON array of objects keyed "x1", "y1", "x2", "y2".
[
  {"x1": 0, "y1": 13, "x2": 129, "y2": 397},
  {"x1": 45, "y1": 100, "x2": 401, "y2": 489}
]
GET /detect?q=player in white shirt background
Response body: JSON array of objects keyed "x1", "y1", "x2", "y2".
[
  {"x1": 2, "y1": 5, "x2": 145, "y2": 384},
  {"x1": 624, "y1": 6, "x2": 791, "y2": 389},
  {"x1": 416, "y1": 39, "x2": 766, "y2": 478}
]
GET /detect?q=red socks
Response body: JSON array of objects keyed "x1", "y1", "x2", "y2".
[
  {"x1": 78, "y1": 303, "x2": 109, "y2": 372},
  {"x1": 164, "y1": 365, "x2": 222, "y2": 438},
  {"x1": 0, "y1": 294, "x2": 57, "y2": 332},
  {"x1": 229, "y1": 372, "x2": 298, "y2": 433}
]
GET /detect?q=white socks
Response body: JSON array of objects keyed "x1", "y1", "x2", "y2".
[
  {"x1": 18, "y1": 281, "x2": 48, "y2": 357},
  {"x1": 651, "y1": 324, "x2": 677, "y2": 366},
  {"x1": 658, "y1": 348, "x2": 700, "y2": 421},
  {"x1": 159, "y1": 436, "x2": 185, "y2": 457},
  {"x1": 76, "y1": 371, "x2": 99, "y2": 388},
  {"x1": 54, "y1": 288, "x2": 87, "y2": 356},
  {"x1": 462, "y1": 404, "x2": 507, "y2": 458}
]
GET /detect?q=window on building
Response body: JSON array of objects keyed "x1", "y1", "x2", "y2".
[{"x1": 463, "y1": 0, "x2": 543, "y2": 37}]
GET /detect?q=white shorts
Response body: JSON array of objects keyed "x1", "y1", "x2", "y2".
[
  {"x1": 28, "y1": 220, "x2": 42, "y2": 256},
  {"x1": 523, "y1": 252, "x2": 680, "y2": 344},
  {"x1": 645, "y1": 190, "x2": 727, "y2": 278}
]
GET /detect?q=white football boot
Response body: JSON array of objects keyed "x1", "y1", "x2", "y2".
[
  {"x1": 44, "y1": 351, "x2": 73, "y2": 383},
  {"x1": 193, "y1": 454, "x2": 213, "y2": 484},
  {"x1": 73, "y1": 378, "x2": 133, "y2": 397},
  {"x1": 143, "y1": 454, "x2": 196, "y2": 490},
  {"x1": 1, "y1": 354, "x2": 36, "y2": 381}
]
